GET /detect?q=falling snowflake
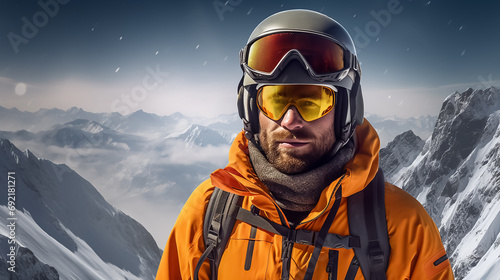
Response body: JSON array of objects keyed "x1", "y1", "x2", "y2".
[
  {"x1": 247, "y1": 8, "x2": 253, "y2": 15},
  {"x1": 91, "y1": 27, "x2": 95, "y2": 31},
  {"x1": 224, "y1": 56, "x2": 228, "y2": 61},
  {"x1": 459, "y1": 26, "x2": 463, "y2": 31},
  {"x1": 196, "y1": 44, "x2": 200, "y2": 50},
  {"x1": 203, "y1": 61, "x2": 207, "y2": 66},
  {"x1": 115, "y1": 67, "x2": 120, "y2": 72},
  {"x1": 155, "y1": 51, "x2": 159, "y2": 55},
  {"x1": 119, "y1": 36, "x2": 123, "y2": 40},
  {"x1": 461, "y1": 50, "x2": 466, "y2": 56},
  {"x1": 407, "y1": 47, "x2": 410, "y2": 51},
  {"x1": 353, "y1": 14, "x2": 357, "y2": 18}
]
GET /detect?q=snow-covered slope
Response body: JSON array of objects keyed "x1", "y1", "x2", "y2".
[
  {"x1": 387, "y1": 87, "x2": 500, "y2": 280},
  {"x1": 0, "y1": 139, "x2": 161, "y2": 279},
  {"x1": 0, "y1": 235, "x2": 59, "y2": 280},
  {"x1": 205, "y1": 113, "x2": 243, "y2": 143},
  {"x1": 167, "y1": 124, "x2": 229, "y2": 147},
  {"x1": 379, "y1": 130, "x2": 425, "y2": 182}
]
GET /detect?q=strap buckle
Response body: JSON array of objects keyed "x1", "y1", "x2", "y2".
[{"x1": 295, "y1": 230, "x2": 316, "y2": 246}]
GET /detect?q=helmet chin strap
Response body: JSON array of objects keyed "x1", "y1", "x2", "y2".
[{"x1": 329, "y1": 119, "x2": 355, "y2": 159}]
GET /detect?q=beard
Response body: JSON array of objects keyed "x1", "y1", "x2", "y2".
[{"x1": 259, "y1": 126, "x2": 336, "y2": 174}]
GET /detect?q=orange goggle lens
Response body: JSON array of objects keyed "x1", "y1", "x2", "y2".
[
  {"x1": 247, "y1": 32, "x2": 345, "y2": 74},
  {"x1": 257, "y1": 85, "x2": 335, "y2": 122}
]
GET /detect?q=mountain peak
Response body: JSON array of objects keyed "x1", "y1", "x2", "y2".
[
  {"x1": 66, "y1": 107, "x2": 84, "y2": 114},
  {"x1": 0, "y1": 138, "x2": 14, "y2": 149},
  {"x1": 1, "y1": 138, "x2": 24, "y2": 165},
  {"x1": 169, "y1": 124, "x2": 229, "y2": 147},
  {"x1": 439, "y1": 87, "x2": 500, "y2": 122},
  {"x1": 128, "y1": 109, "x2": 153, "y2": 117},
  {"x1": 64, "y1": 119, "x2": 106, "y2": 134},
  {"x1": 379, "y1": 130, "x2": 424, "y2": 182},
  {"x1": 431, "y1": 87, "x2": 500, "y2": 172}
]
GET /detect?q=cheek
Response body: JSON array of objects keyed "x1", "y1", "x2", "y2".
[
  {"x1": 258, "y1": 113, "x2": 270, "y2": 145},
  {"x1": 312, "y1": 110, "x2": 336, "y2": 140},
  {"x1": 258, "y1": 111, "x2": 277, "y2": 133}
]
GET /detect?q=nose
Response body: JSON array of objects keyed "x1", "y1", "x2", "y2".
[{"x1": 280, "y1": 106, "x2": 304, "y2": 130}]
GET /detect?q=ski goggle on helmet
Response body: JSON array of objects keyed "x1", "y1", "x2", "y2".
[
  {"x1": 256, "y1": 84, "x2": 336, "y2": 122},
  {"x1": 240, "y1": 32, "x2": 356, "y2": 82}
]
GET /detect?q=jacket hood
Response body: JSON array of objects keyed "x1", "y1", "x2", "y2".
[{"x1": 210, "y1": 119, "x2": 380, "y2": 214}]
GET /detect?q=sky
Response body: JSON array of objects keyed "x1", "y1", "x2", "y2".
[{"x1": 1, "y1": 0, "x2": 500, "y2": 119}]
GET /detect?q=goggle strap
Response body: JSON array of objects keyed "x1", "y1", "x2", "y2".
[
  {"x1": 239, "y1": 46, "x2": 247, "y2": 65},
  {"x1": 352, "y1": 55, "x2": 360, "y2": 74}
]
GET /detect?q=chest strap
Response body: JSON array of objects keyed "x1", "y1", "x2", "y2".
[{"x1": 236, "y1": 206, "x2": 360, "y2": 250}]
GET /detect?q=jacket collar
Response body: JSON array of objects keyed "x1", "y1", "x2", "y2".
[{"x1": 210, "y1": 119, "x2": 380, "y2": 221}]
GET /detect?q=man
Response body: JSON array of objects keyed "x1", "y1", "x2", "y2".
[{"x1": 156, "y1": 9, "x2": 454, "y2": 279}]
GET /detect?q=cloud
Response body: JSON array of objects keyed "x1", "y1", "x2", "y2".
[
  {"x1": 0, "y1": 74, "x2": 238, "y2": 118},
  {"x1": 162, "y1": 140, "x2": 230, "y2": 166}
]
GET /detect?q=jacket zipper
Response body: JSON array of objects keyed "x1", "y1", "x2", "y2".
[
  {"x1": 281, "y1": 238, "x2": 294, "y2": 280},
  {"x1": 300, "y1": 173, "x2": 346, "y2": 226},
  {"x1": 280, "y1": 174, "x2": 346, "y2": 279}
]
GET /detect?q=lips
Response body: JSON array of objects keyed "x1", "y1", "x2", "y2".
[{"x1": 277, "y1": 139, "x2": 309, "y2": 148}]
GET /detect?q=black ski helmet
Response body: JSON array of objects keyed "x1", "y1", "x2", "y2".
[{"x1": 237, "y1": 9, "x2": 364, "y2": 153}]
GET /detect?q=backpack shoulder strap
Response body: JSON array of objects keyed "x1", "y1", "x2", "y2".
[
  {"x1": 347, "y1": 169, "x2": 390, "y2": 280},
  {"x1": 194, "y1": 187, "x2": 242, "y2": 280}
]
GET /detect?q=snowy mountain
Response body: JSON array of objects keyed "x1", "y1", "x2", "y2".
[
  {"x1": 205, "y1": 113, "x2": 243, "y2": 143},
  {"x1": 113, "y1": 109, "x2": 174, "y2": 134},
  {"x1": 0, "y1": 139, "x2": 162, "y2": 279},
  {"x1": 379, "y1": 130, "x2": 425, "y2": 182},
  {"x1": 167, "y1": 124, "x2": 230, "y2": 147},
  {"x1": 382, "y1": 87, "x2": 500, "y2": 280},
  {"x1": 35, "y1": 119, "x2": 143, "y2": 151}
]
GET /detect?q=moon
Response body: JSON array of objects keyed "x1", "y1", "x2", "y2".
[{"x1": 15, "y1": 83, "x2": 27, "y2": 96}]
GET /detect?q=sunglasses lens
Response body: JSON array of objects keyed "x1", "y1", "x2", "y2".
[
  {"x1": 247, "y1": 33, "x2": 345, "y2": 74},
  {"x1": 257, "y1": 85, "x2": 335, "y2": 122}
]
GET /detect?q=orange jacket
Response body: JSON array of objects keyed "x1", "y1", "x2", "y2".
[{"x1": 156, "y1": 120, "x2": 454, "y2": 279}]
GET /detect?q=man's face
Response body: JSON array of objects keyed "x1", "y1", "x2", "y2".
[{"x1": 258, "y1": 104, "x2": 336, "y2": 174}]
